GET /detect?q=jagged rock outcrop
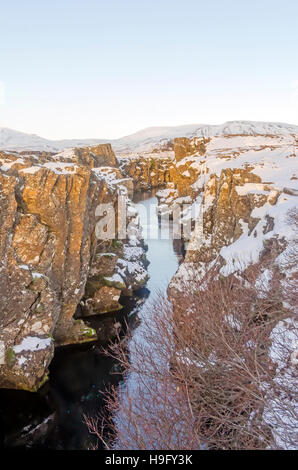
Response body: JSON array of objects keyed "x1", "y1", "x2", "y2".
[
  {"x1": 117, "y1": 130, "x2": 297, "y2": 274},
  {"x1": 0, "y1": 144, "x2": 148, "y2": 391},
  {"x1": 118, "y1": 154, "x2": 176, "y2": 191},
  {"x1": 186, "y1": 168, "x2": 279, "y2": 263},
  {"x1": 53, "y1": 144, "x2": 118, "y2": 168},
  {"x1": 116, "y1": 131, "x2": 297, "y2": 304},
  {"x1": 166, "y1": 132, "x2": 298, "y2": 294},
  {"x1": 78, "y1": 216, "x2": 149, "y2": 317},
  {"x1": 174, "y1": 137, "x2": 210, "y2": 162}
]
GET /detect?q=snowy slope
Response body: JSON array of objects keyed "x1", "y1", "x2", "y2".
[
  {"x1": 1, "y1": 121, "x2": 297, "y2": 154},
  {"x1": 193, "y1": 120, "x2": 298, "y2": 138},
  {"x1": 112, "y1": 124, "x2": 202, "y2": 154},
  {"x1": 170, "y1": 132, "x2": 298, "y2": 280},
  {"x1": 0, "y1": 128, "x2": 107, "y2": 152},
  {"x1": 0, "y1": 124, "x2": 202, "y2": 153}
]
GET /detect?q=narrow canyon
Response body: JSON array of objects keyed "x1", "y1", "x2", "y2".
[{"x1": 0, "y1": 122, "x2": 297, "y2": 449}]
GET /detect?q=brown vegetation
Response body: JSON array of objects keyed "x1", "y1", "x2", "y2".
[{"x1": 86, "y1": 210, "x2": 298, "y2": 450}]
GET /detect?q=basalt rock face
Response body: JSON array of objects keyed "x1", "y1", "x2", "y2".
[
  {"x1": 117, "y1": 132, "x2": 297, "y2": 275},
  {"x1": 185, "y1": 168, "x2": 278, "y2": 264},
  {"x1": 78, "y1": 211, "x2": 149, "y2": 318},
  {"x1": 65, "y1": 144, "x2": 118, "y2": 168},
  {"x1": 166, "y1": 131, "x2": 298, "y2": 295},
  {"x1": 117, "y1": 132, "x2": 297, "y2": 307},
  {"x1": 0, "y1": 144, "x2": 146, "y2": 391},
  {"x1": 174, "y1": 137, "x2": 210, "y2": 162},
  {"x1": 117, "y1": 138, "x2": 209, "y2": 198},
  {"x1": 118, "y1": 154, "x2": 176, "y2": 191}
]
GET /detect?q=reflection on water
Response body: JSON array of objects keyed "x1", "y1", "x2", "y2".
[
  {"x1": 134, "y1": 191, "x2": 180, "y2": 293},
  {"x1": 112, "y1": 192, "x2": 181, "y2": 448},
  {"x1": 0, "y1": 302, "x2": 144, "y2": 449},
  {"x1": 0, "y1": 190, "x2": 182, "y2": 449}
]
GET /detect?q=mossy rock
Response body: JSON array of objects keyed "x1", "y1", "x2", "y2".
[
  {"x1": 102, "y1": 276, "x2": 126, "y2": 290},
  {"x1": 31, "y1": 374, "x2": 49, "y2": 392},
  {"x1": 96, "y1": 253, "x2": 117, "y2": 260},
  {"x1": 80, "y1": 326, "x2": 97, "y2": 339},
  {"x1": 5, "y1": 348, "x2": 16, "y2": 367},
  {"x1": 111, "y1": 240, "x2": 123, "y2": 249}
]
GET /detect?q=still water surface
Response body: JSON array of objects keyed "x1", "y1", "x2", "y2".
[{"x1": 0, "y1": 191, "x2": 181, "y2": 449}]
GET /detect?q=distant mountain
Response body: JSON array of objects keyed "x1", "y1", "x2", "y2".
[
  {"x1": 0, "y1": 128, "x2": 107, "y2": 153},
  {"x1": 193, "y1": 120, "x2": 298, "y2": 138},
  {"x1": 1, "y1": 121, "x2": 297, "y2": 154}
]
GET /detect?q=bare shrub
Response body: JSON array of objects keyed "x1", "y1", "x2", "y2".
[
  {"x1": 282, "y1": 208, "x2": 298, "y2": 313},
  {"x1": 86, "y1": 210, "x2": 298, "y2": 450}
]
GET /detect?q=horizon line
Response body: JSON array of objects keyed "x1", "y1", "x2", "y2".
[{"x1": 1, "y1": 118, "x2": 298, "y2": 143}]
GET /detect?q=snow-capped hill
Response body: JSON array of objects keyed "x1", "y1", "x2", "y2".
[
  {"x1": 113, "y1": 121, "x2": 298, "y2": 154},
  {"x1": 116, "y1": 124, "x2": 202, "y2": 145},
  {"x1": 0, "y1": 127, "x2": 107, "y2": 152},
  {"x1": 0, "y1": 124, "x2": 203, "y2": 153},
  {"x1": 116, "y1": 124, "x2": 202, "y2": 142},
  {"x1": 0, "y1": 128, "x2": 57, "y2": 152},
  {"x1": 113, "y1": 124, "x2": 203, "y2": 153},
  {"x1": 116, "y1": 121, "x2": 298, "y2": 156},
  {"x1": 0, "y1": 121, "x2": 297, "y2": 154},
  {"x1": 194, "y1": 121, "x2": 298, "y2": 138}
]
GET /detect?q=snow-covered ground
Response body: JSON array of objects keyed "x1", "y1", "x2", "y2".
[
  {"x1": 163, "y1": 128, "x2": 297, "y2": 275},
  {"x1": 166, "y1": 130, "x2": 298, "y2": 449}
]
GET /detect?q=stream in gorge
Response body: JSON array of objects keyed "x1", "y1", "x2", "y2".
[{"x1": 0, "y1": 190, "x2": 183, "y2": 450}]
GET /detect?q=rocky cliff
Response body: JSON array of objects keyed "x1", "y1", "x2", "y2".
[
  {"x1": 164, "y1": 132, "x2": 298, "y2": 296},
  {"x1": 0, "y1": 145, "x2": 148, "y2": 391},
  {"x1": 117, "y1": 128, "x2": 297, "y2": 293},
  {"x1": 1, "y1": 124, "x2": 297, "y2": 392},
  {"x1": 118, "y1": 153, "x2": 176, "y2": 191}
]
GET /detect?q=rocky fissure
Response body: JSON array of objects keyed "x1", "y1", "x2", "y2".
[
  {"x1": 0, "y1": 126, "x2": 297, "y2": 397},
  {"x1": 117, "y1": 132, "x2": 297, "y2": 308}
]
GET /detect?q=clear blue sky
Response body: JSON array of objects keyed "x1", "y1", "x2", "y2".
[{"x1": 0, "y1": 0, "x2": 297, "y2": 139}]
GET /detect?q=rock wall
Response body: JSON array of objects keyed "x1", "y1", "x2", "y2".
[
  {"x1": 174, "y1": 137, "x2": 210, "y2": 162},
  {"x1": 117, "y1": 135, "x2": 297, "y2": 273},
  {"x1": 117, "y1": 135, "x2": 296, "y2": 307},
  {"x1": 165, "y1": 133, "x2": 298, "y2": 297},
  {"x1": 118, "y1": 154, "x2": 176, "y2": 191},
  {"x1": 186, "y1": 168, "x2": 279, "y2": 263},
  {"x1": 0, "y1": 145, "x2": 147, "y2": 391}
]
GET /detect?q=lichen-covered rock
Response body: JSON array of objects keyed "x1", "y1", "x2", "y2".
[{"x1": 0, "y1": 145, "x2": 147, "y2": 391}]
